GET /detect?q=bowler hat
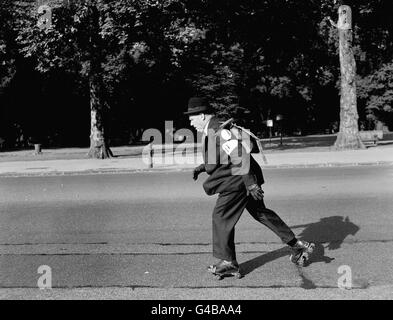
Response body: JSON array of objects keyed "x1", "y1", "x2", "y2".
[{"x1": 184, "y1": 97, "x2": 212, "y2": 115}]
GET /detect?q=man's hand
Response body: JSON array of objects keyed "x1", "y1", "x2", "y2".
[
  {"x1": 193, "y1": 165, "x2": 205, "y2": 181},
  {"x1": 248, "y1": 184, "x2": 264, "y2": 201}
]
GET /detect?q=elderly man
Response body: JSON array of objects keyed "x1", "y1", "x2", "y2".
[{"x1": 185, "y1": 97, "x2": 314, "y2": 279}]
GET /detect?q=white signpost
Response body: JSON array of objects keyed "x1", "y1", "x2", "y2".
[{"x1": 266, "y1": 119, "x2": 273, "y2": 146}]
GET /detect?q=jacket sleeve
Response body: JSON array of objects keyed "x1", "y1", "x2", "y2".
[
  {"x1": 204, "y1": 121, "x2": 221, "y2": 175},
  {"x1": 226, "y1": 139, "x2": 258, "y2": 188},
  {"x1": 195, "y1": 163, "x2": 206, "y2": 172}
]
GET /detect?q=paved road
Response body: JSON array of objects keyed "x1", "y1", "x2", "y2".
[{"x1": 1, "y1": 166, "x2": 393, "y2": 299}]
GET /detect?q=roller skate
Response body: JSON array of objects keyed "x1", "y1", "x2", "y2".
[
  {"x1": 289, "y1": 240, "x2": 315, "y2": 267},
  {"x1": 207, "y1": 260, "x2": 243, "y2": 280}
]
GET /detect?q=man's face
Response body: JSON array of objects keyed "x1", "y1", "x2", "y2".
[{"x1": 189, "y1": 114, "x2": 206, "y2": 132}]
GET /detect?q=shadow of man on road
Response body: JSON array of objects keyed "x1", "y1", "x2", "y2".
[{"x1": 240, "y1": 216, "x2": 360, "y2": 276}]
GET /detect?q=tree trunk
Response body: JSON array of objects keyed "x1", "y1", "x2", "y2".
[
  {"x1": 334, "y1": 5, "x2": 365, "y2": 150},
  {"x1": 87, "y1": 72, "x2": 113, "y2": 159},
  {"x1": 85, "y1": 3, "x2": 113, "y2": 159}
]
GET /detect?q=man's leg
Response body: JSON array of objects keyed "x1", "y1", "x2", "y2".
[
  {"x1": 246, "y1": 197, "x2": 315, "y2": 266},
  {"x1": 212, "y1": 189, "x2": 249, "y2": 261},
  {"x1": 246, "y1": 197, "x2": 297, "y2": 245}
]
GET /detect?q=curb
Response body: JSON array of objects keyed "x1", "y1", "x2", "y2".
[
  {"x1": 260, "y1": 161, "x2": 393, "y2": 169},
  {"x1": 0, "y1": 161, "x2": 392, "y2": 178}
]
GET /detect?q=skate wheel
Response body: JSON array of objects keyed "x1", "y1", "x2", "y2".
[
  {"x1": 235, "y1": 272, "x2": 243, "y2": 279},
  {"x1": 215, "y1": 274, "x2": 223, "y2": 280},
  {"x1": 297, "y1": 256, "x2": 306, "y2": 267}
]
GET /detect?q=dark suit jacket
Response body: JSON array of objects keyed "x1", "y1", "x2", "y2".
[{"x1": 198, "y1": 116, "x2": 264, "y2": 195}]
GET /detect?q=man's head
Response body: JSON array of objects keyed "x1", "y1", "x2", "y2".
[
  {"x1": 184, "y1": 97, "x2": 213, "y2": 132},
  {"x1": 189, "y1": 113, "x2": 213, "y2": 132}
]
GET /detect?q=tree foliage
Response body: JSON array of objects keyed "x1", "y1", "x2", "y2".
[
  {"x1": 358, "y1": 62, "x2": 393, "y2": 128},
  {"x1": 1, "y1": 0, "x2": 392, "y2": 149},
  {"x1": 0, "y1": 0, "x2": 20, "y2": 89}
]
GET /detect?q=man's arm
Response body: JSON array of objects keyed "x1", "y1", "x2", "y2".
[
  {"x1": 230, "y1": 142, "x2": 258, "y2": 188},
  {"x1": 229, "y1": 143, "x2": 263, "y2": 200},
  {"x1": 204, "y1": 122, "x2": 221, "y2": 174}
]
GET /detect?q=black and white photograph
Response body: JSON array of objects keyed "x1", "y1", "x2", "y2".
[{"x1": 1, "y1": 0, "x2": 393, "y2": 303}]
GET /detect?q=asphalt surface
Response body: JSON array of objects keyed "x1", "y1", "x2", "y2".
[{"x1": 1, "y1": 166, "x2": 393, "y2": 299}]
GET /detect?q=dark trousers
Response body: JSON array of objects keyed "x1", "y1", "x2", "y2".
[{"x1": 212, "y1": 188, "x2": 296, "y2": 261}]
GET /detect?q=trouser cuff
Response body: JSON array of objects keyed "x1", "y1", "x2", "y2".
[{"x1": 286, "y1": 237, "x2": 298, "y2": 247}]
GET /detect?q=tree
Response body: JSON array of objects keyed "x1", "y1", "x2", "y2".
[
  {"x1": 177, "y1": 0, "x2": 344, "y2": 133},
  {"x1": 0, "y1": 0, "x2": 19, "y2": 91},
  {"x1": 358, "y1": 61, "x2": 393, "y2": 130},
  {"x1": 17, "y1": 0, "x2": 188, "y2": 155},
  {"x1": 355, "y1": 0, "x2": 393, "y2": 130},
  {"x1": 17, "y1": 0, "x2": 116, "y2": 157},
  {"x1": 0, "y1": 0, "x2": 24, "y2": 148},
  {"x1": 329, "y1": 4, "x2": 365, "y2": 149}
]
